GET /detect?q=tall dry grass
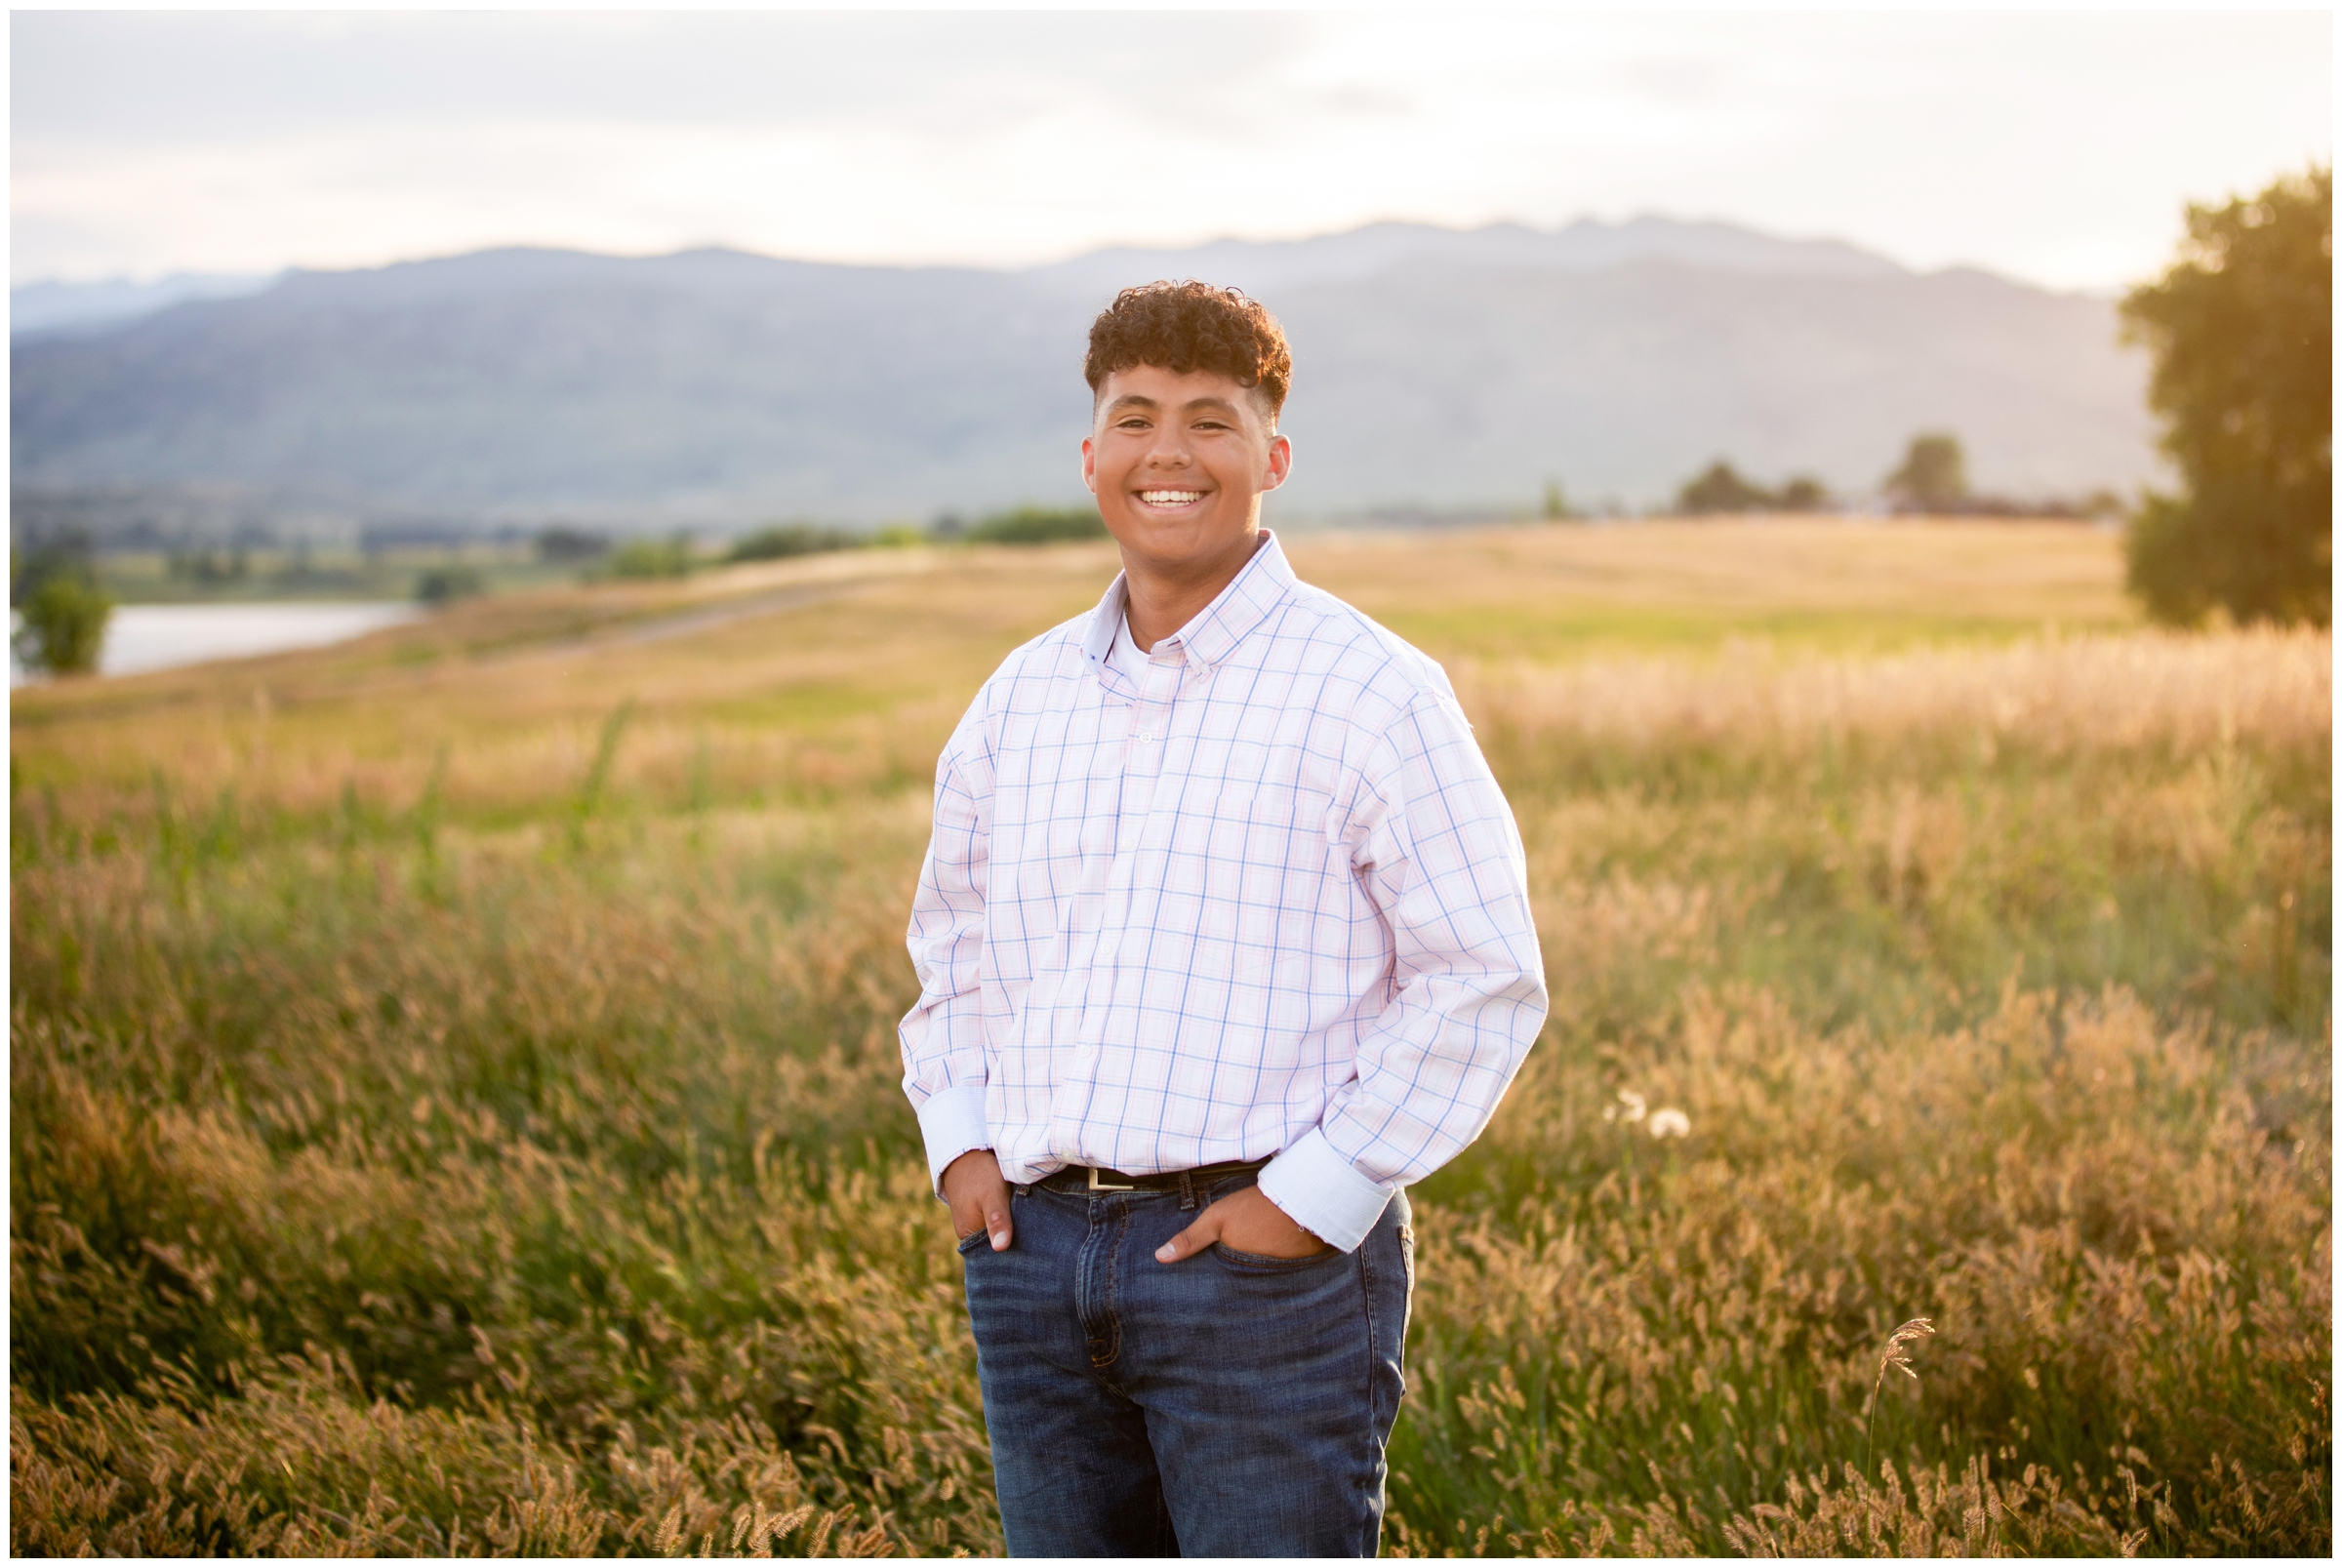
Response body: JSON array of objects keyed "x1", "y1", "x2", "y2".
[
  {"x1": 9, "y1": 539, "x2": 2328, "y2": 1555},
  {"x1": 1472, "y1": 625, "x2": 2325, "y2": 759}
]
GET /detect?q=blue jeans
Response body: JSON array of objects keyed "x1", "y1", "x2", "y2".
[{"x1": 959, "y1": 1168, "x2": 1414, "y2": 1557}]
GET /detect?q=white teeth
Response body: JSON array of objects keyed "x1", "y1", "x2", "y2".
[{"x1": 1140, "y1": 491, "x2": 1203, "y2": 504}]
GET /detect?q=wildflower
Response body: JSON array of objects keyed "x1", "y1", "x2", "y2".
[
  {"x1": 1862, "y1": 1317, "x2": 1936, "y2": 1482},
  {"x1": 1604, "y1": 1089, "x2": 1647, "y2": 1123},
  {"x1": 1878, "y1": 1317, "x2": 1935, "y2": 1384},
  {"x1": 1647, "y1": 1107, "x2": 1690, "y2": 1138}
]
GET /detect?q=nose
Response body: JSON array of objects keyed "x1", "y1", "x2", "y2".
[{"x1": 1144, "y1": 425, "x2": 1192, "y2": 469}]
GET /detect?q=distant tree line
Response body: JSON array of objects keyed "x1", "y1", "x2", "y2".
[
  {"x1": 416, "y1": 565, "x2": 487, "y2": 605},
  {"x1": 1674, "y1": 462, "x2": 1832, "y2": 516},
  {"x1": 946, "y1": 506, "x2": 1109, "y2": 545},
  {"x1": 1651, "y1": 164, "x2": 2331, "y2": 627},
  {"x1": 726, "y1": 522, "x2": 867, "y2": 561},
  {"x1": 536, "y1": 504, "x2": 1110, "y2": 584},
  {"x1": 533, "y1": 527, "x2": 610, "y2": 564},
  {"x1": 165, "y1": 545, "x2": 251, "y2": 584},
  {"x1": 1664, "y1": 433, "x2": 2120, "y2": 520}
]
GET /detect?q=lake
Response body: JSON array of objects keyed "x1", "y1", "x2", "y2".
[{"x1": 10, "y1": 601, "x2": 425, "y2": 686}]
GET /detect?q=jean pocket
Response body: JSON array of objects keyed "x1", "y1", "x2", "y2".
[
  {"x1": 956, "y1": 1228, "x2": 989, "y2": 1256},
  {"x1": 1211, "y1": 1240, "x2": 1344, "y2": 1274}
]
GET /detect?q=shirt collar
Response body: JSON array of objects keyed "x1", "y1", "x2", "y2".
[{"x1": 1081, "y1": 529, "x2": 1296, "y2": 683}]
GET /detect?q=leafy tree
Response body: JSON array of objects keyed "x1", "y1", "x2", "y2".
[
  {"x1": 12, "y1": 528, "x2": 98, "y2": 609},
  {"x1": 604, "y1": 536, "x2": 696, "y2": 580},
  {"x1": 1883, "y1": 434, "x2": 1969, "y2": 511},
  {"x1": 13, "y1": 573, "x2": 113, "y2": 676},
  {"x1": 416, "y1": 564, "x2": 486, "y2": 605},
  {"x1": 11, "y1": 529, "x2": 113, "y2": 676},
  {"x1": 534, "y1": 527, "x2": 609, "y2": 563},
  {"x1": 1541, "y1": 480, "x2": 1578, "y2": 521},
  {"x1": 1777, "y1": 475, "x2": 1831, "y2": 512},
  {"x1": 1676, "y1": 461, "x2": 1774, "y2": 515},
  {"x1": 2120, "y1": 165, "x2": 2331, "y2": 625}
]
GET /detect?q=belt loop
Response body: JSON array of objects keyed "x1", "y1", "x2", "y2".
[{"x1": 1178, "y1": 1170, "x2": 1198, "y2": 1211}]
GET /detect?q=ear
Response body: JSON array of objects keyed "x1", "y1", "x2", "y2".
[
  {"x1": 1081, "y1": 435, "x2": 1097, "y2": 495},
  {"x1": 1260, "y1": 432, "x2": 1293, "y2": 493}
]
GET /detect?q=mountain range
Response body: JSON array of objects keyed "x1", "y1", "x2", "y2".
[{"x1": 12, "y1": 217, "x2": 2158, "y2": 539}]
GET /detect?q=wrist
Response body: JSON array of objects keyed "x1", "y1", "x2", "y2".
[
  {"x1": 1259, "y1": 1187, "x2": 1318, "y2": 1240},
  {"x1": 941, "y1": 1146, "x2": 998, "y2": 1196}
]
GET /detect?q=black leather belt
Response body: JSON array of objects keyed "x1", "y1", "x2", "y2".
[{"x1": 1046, "y1": 1156, "x2": 1271, "y2": 1193}]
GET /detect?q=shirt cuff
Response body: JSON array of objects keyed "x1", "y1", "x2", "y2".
[
  {"x1": 915, "y1": 1082, "x2": 991, "y2": 1199},
  {"x1": 1257, "y1": 1127, "x2": 1395, "y2": 1254}
]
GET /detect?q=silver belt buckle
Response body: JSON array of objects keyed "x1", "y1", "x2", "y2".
[{"x1": 1085, "y1": 1166, "x2": 1136, "y2": 1191}]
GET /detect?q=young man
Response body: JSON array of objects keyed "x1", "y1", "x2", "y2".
[{"x1": 899, "y1": 282, "x2": 1547, "y2": 1557}]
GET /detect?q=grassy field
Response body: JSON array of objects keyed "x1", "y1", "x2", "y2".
[{"x1": 10, "y1": 522, "x2": 2329, "y2": 1555}]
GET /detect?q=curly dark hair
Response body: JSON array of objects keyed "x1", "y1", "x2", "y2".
[{"x1": 1083, "y1": 281, "x2": 1292, "y2": 422}]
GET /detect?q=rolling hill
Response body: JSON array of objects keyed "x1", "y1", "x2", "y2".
[{"x1": 11, "y1": 217, "x2": 2157, "y2": 537}]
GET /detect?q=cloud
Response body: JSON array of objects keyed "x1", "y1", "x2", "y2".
[{"x1": 11, "y1": 11, "x2": 2330, "y2": 289}]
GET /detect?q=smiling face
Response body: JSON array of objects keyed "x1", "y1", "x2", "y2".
[{"x1": 1082, "y1": 363, "x2": 1293, "y2": 583}]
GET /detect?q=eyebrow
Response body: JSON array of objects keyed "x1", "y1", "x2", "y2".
[{"x1": 1105, "y1": 394, "x2": 1243, "y2": 417}]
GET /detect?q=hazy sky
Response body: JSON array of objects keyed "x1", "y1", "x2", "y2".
[{"x1": 12, "y1": 10, "x2": 2331, "y2": 292}]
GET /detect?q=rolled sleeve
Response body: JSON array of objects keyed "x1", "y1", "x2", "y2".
[
  {"x1": 916, "y1": 1083, "x2": 992, "y2": 1197},
  {"x1": 1257, "y1": 1127, "x2": 1395, "y2": 1253}
]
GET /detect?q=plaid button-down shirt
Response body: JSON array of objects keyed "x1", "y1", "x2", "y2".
[{"x1": 899, "y1": 531, "x2": 1548, "y2": 1250}]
